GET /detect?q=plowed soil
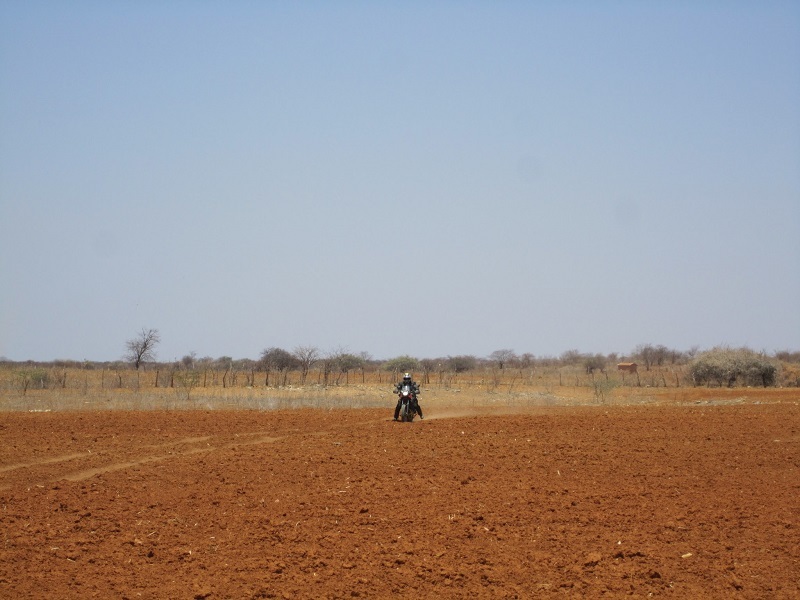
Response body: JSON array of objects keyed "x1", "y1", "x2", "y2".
[{"x1": 1, "y1": 401, "x2": 798, "y2": 599}]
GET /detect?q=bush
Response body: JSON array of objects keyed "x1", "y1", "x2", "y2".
[
  {"x1": 779, "y1": 363, "x2": 800, "y2": 387},
  {"x1": 382, "y1": 356, "x2": 420, "y2": 373},
  {"x1": 583, "y1": 354, "x2": 607, "y2": 373},
  {"x1": 775, "y1": 350, "x2": 800, "y2": 363},
  {"x1": 15, "y1": 368, "x2": 50, "y2": 395},
  {"x1": 448, "y1": 355, "x2": 477, "y2": 373},
  {"x1": 689, "y1": 347, "x2": 778, "y2": 387}
]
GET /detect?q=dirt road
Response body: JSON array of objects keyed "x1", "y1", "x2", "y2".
[{"x1": 1, "y1": 402, "x2": 798, "y2": 598}]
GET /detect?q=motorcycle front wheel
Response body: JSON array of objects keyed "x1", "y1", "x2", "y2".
[{"x1": 399, "y1": 401, "x2": 414, "y2": 422}]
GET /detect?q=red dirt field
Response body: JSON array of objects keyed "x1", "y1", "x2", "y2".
[{"x1": 1, "y1": 402, "x2": 798, "y2": 599}]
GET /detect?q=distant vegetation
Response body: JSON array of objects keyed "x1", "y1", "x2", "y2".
[{"x1": 1, "y1": 340, "x2": 797, "y2": 396}]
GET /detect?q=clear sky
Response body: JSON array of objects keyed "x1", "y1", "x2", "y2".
[{"x1": 1, "y1": 1, "x2": 798, "y2": 363}]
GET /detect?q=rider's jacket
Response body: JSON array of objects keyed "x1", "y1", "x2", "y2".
[{"x1": 395, "y1": 380, "x2": 420, "y2": 395}]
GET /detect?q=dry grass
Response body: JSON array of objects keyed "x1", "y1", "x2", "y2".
[{"x1": 1, "y1": 364, "x2": 797, "y2": 412}]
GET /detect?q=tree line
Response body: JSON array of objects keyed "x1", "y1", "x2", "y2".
[{"x1": 1, "y1": 329, "x2": 797, "y2": 389}]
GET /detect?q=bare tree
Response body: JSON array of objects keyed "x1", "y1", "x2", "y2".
[
  {"x1": 653, "y1": 345, "x2": 670, "y2": 367},
  {"x1": 293, "y1": 345, "x2": 320, "y2": 384},
  {"x1": 319, "y1": 350, "x2": 339, "y2": 387},
  {"x1": 419, "y1": 358, "x2": 439, "y2": 384},
  {"x1": 124, "y1": 328, "x2": 160, "y2": 370},
  {"x1": 489, "y1": 349, "x2": 516, "y2": 370},
  {"x1": 358, "y1": 351, "x2": 372, "y2": 383},
  {"x1": 518, "y1": 353, "x2": 536, "y2": 369},
  {"x1": 634, "y1": 344, "x2": 656, "y2": 371},
  {"x1": 181, "y1": 351, "x2": 197, "y2": 369},
  {"x1": 559, "y1": 349, "x2": 583, "y2": 366}
]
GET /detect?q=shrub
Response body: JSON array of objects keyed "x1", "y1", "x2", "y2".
[
  {"x1": 382, "y1": 356, "x2": 420, "y2": 373},
  {"x1": 15, "y1": 368, "x2": 50, "y2": 395},
  {"x1": 447, "y1": 355, "x2": 477, "y2": 373},
  {"x1": 775, "y1": 350, "x2": 800, "y2": 363},
  {"x1": 689, "y1": 347, "x2": 778, "y2": 387},
  {"x1": 583, "y1": 354, "x2": 607, "y2": 374}
]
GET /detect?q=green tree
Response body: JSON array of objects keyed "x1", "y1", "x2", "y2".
[
  {"x1": 260, "y1": 347, "x2": 299, "y2": 386},
  {"x1": 382, "y1": 355, "x2": 420, "y2": 374},
  {"x1": 335, "y1": 353, "x2": 365, "y2": 384}
]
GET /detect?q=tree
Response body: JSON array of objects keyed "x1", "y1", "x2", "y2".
[
  {"x1": 633, "y1": 344, "x2": 656, "y2": 371},
  {"x1": 357, "y1": 351, "x2": 373, "y2": 383},
  {"x1": 15, "y1": 368, "x2": 49, "y2": 396},
  {"x1": 181, "y1": 352, "x2": 197, "y2": 369},
  {"x1": 124, "y1": 328, "x2": 160, "y2": 370},
  {"x1": 175, "y1": 369, "x2": 200, "y2": 402},
  {"x1": 559, "y1": 349, "x2": 583, "y2": 366},
  {"x1": 260, "y1": 347, "x2": 296, "y2": 372},
  {"x1": 260, "y1": 347, "x2": 298, "y2": 386},
  {"x1": 318, "y1": 348, "x2": 347, "y2": 387},
  {"x1": 583, "y1": 353, "x2": 607, "y2": 374},
  {"x1": 335, "y1": 353, "x2": 365, "y2": 384},
  {"x1": 518, "y1": 353, "x2": 536, "y2": 369},
  {"x1": 382, "y1": 355, "x2": 420, "y2": 374},
  {"x1": 448, "y1": 355, "x2": 477, "y2": 373},
  {"x1": 293, "y1": 345, "x2": 320, "y2": 384},
  {"x1": 419, "y1": 358, "x2": 440, "y2": 384},
  {"x1": 634, "y1": 344, "x2": 683, "y2": 369},
  {"x1": 489, "y1": 349, "x2": 516, "y2": 370}
]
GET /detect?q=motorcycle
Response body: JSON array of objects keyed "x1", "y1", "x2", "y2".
[{"x1": 397, "y1": 384, "x2": 418, "y2": 422}]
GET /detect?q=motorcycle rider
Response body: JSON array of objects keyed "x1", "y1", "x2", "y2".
[{"x1": 393, "y1": 372, "x2": 423, "y2": 420}]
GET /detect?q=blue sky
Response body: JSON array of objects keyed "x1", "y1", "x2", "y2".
[{"x1": 1, "y1": 1, "x2": 798, "y2": 362}]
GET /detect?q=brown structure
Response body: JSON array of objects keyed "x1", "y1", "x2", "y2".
[{"x1": 617, "y1": 362, "x2": 638, "y2": 374}]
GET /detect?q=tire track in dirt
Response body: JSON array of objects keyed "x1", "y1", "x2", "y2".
[
  {"x1": 0, "y1": 452, "x2": 88, "y2": 474},
  {"x1": 1, "y1": 415, "x2": 417, "y2": 489},
  {"x1": 0, "y1": 433, "x2": 287, "y2": 489},
  {"x1": 3, "y1": 416, "x2": 446, "y2": 489},
  {"x1": 60, "y1": 445, "x2": 216, "y2": 481},
  {"x1": 58, "y1": 433, "x2": 287, "y2": 483}
]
